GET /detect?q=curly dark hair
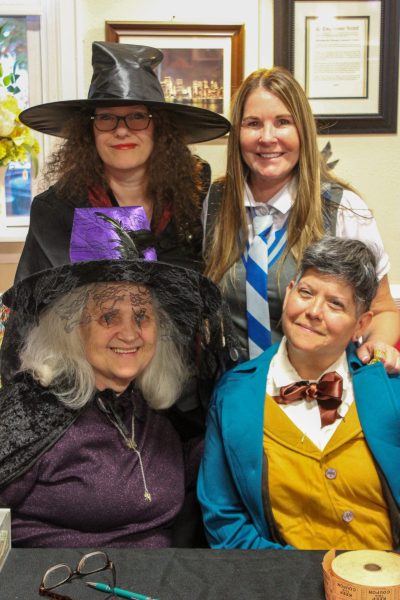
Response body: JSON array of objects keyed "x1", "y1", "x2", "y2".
[{"x1": 44, "y1": 108, "x2": 208, "y2": 237}]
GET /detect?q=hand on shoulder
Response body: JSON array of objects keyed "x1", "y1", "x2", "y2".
[{"x1": 357, "y1": 340, "x2": 400, "y2": 375}]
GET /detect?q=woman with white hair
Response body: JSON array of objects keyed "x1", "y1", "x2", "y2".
[{"x1": 0, "y1": 215, "x2": 231, "y2": 548}]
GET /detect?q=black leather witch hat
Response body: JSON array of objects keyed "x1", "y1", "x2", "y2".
[{"x1": 19, "y1": 41, "x2": 230, "y2": 144}]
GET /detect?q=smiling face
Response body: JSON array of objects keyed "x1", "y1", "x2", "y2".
[
  {"x1": 93, "y1": 105, "x2": 154, "y2": 177},
  {"x1": 239, "y1": 87, "x2": 300, "y2": 197},
  {"x1": 80, "y1": 282, "x2": 157, "y2": 393},
  {"x1": 282, "y1": 268, "x2": 372, "y2": 379}
]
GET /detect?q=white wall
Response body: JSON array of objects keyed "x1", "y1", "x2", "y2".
[
  {"x1": 77, "y1": 0, "x2": 263, "y2": 81},
  {"x1": 319, "y1": 130, "x2": 400, "y2": 291}
]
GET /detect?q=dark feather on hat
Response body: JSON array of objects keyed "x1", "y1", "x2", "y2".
[{"x1": 95, "y1": 212, "x2": 156, "y2": 260}]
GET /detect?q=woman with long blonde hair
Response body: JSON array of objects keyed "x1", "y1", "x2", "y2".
[{"x1": 204, "y1": 66, "x2": 399, "y2": 370}]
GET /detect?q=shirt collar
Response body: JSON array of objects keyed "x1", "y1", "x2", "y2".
[
  {"x1": 270, "y1": 337, "x2": 350, "y2": 396},
  {"x1": 244, "y1": 177, "x2": 297, "y2": 216}
]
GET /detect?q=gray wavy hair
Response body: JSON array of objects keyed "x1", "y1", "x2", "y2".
[
  {"x1": 19, "y1": 283, "x2": 188, "y2": 410},
  {"x1": 296, "y1": 236, "x2": 379, "y2": 315}
]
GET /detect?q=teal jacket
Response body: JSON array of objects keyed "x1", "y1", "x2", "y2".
[{"x1": 197, "y1": 343, "x2": 400, "y2": 549}]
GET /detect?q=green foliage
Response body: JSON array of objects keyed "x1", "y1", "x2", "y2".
[
  {"x1": 1, "y1": 69, "x2": 21, "y2": 95},
  {"x1": 0, "y1": 66, "x2": 40, "y2": 171}
]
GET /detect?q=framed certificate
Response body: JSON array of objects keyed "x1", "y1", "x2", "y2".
[{"x1": 274, "y1": 0, "x2": 399, "y2": 133}]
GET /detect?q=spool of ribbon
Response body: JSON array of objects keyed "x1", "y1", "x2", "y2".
[{"x1": 323, "y1": 549, "x2": 400, "y2": 599}]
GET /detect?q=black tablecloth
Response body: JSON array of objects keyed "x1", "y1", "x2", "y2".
[{"x1": 0, "y1": 547, "x2": 327, "y2": 600}]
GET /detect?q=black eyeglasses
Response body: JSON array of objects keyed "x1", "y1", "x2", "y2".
[
  {"x1": 39, "y1": 551, "x2": 116, "y2": 600},
  {"x1": 91, "y1": 111, "x2": 153, "y2": 131}
]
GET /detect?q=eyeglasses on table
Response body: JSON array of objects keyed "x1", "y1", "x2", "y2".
[{"x1": 39, "y1": 550, "x2": 116, "y2": 600}]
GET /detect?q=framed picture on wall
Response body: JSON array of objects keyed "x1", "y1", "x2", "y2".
[
  {"x1": 105, "y1": 22, "x2": 244, "y2": 118},
  {"x1": 274, "y1": 0, "x2": 399, "y2": 133}
]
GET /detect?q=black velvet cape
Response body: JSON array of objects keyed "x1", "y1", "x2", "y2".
[{"x1": 0, "y1": 372, "x2": 78, "y2": 488}]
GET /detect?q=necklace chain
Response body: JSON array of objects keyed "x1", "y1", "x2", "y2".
[{"x1": 97, "y1": 397, "x2": 152, "y2": 502}]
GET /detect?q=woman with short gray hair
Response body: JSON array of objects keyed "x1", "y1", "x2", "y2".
[
  {"x1": 296, "y1": 235, "x2": 379, "y2": 316},
  {"x1": 199, "y1": 237, "x2": 400, "y2": 551}
]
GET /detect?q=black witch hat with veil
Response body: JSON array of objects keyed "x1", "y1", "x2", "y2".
[{"x1": 2, "y1": 207, "x2": 237, "y2": 381}]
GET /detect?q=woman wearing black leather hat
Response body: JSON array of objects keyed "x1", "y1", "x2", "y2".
[
  {"x1": 16, "y1": 41, "x2": 229, "y2": 278},
  {"x1": 1, "y1": 41, "x2": 230, "y2": 383}
]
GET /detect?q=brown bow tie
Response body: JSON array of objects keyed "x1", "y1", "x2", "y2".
[{"x1": 278, "y1": 371, "x2": 343, "y2": 427}]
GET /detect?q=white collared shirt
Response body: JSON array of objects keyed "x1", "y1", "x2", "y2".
[
  {"x1": 202, "y1": 177, "x2": 389, "y2": 278},
  {"x1": 266, "y1": 338, "x2": 354, "y2": 450}
]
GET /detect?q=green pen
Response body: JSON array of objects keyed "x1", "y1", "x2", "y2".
[{"x1": 86, "y1": 581, "x2": 159, "y2": 600}]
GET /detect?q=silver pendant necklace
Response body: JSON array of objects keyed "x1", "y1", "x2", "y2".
[{"x1": 97, "y1": 396, "x2": 152, "y2": 502}]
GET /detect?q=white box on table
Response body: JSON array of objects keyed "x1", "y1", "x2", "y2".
[{"x1": 0, "y1": 509, "x2": 11, "y2": 572}]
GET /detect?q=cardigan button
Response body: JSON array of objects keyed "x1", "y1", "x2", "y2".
[
  {"x1": 325, "y1": 468, "x2": 337, "y2": 480},
  {"x1": 342, "y1": 510, "x2": 354, "y2": 523}
]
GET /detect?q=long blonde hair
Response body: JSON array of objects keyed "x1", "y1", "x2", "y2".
[{"x1": 205, "y1": 67, "x2": 352, "y2": 282}]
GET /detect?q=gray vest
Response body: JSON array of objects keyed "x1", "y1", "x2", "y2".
[{"x1": 205, "y1": 182, "x2": 343, "y2": 360}]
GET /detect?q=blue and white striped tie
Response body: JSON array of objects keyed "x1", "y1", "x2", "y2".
[{"x1": 245, "y1": 213, "x2": 287, "y2": 358}]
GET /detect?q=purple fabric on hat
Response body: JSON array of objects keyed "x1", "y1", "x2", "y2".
[{"x1": 69, "y1": 206, "x2": 157, "y2": 262}]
